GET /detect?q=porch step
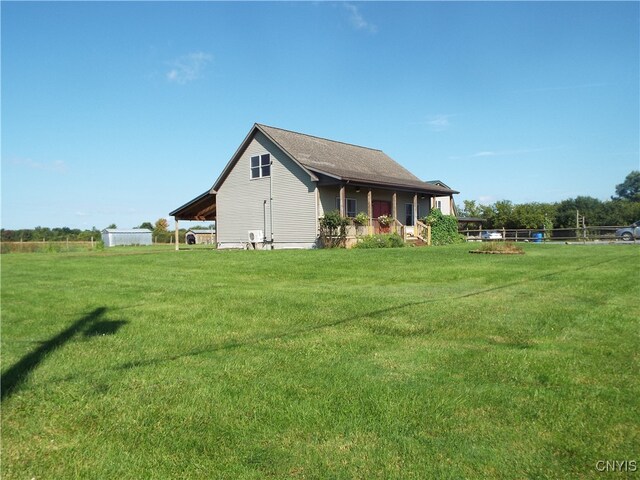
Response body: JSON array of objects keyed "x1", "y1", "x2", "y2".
[{"x1": 405, "y1": 236, "x2": 427, "y2": 247}]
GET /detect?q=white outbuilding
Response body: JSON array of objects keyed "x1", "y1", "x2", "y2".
[{"x1": 101, "y1": 229, "x2": 152, "y2": 247}]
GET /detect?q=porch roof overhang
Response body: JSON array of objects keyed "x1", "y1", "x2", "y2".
[
  {"x1": 170, "y1": 191, "x2": 217, "y2": 221},
  {"x1": 314, "y1": 172, "x2": 459, "y2": 196}
]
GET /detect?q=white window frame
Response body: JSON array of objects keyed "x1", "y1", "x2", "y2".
[
  {"x1": 250, "y1": 153, "x2": 271, "y2": 179},
  {"x1": 335, "y1": 197, "x2": 357, "y2": 217}
]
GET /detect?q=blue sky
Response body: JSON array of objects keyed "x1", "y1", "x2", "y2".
[{"x1": 2, "y1": 1, "x2": 638, "y2": 229}]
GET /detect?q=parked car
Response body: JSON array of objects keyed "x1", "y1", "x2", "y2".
[
  {"x1": 481, "y1": 230, "x2": 503, "y2": 240},
  {"x1": 615, "y1": 221, "x2": 640, "y2": 241}
]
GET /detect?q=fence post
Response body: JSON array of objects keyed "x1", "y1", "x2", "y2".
[
  {"x1": 502, "y1": 227, "x2": 506, "y2": 241},
  {"x1": 427, "y1": 224, "x2": 432, "y2": 246}
]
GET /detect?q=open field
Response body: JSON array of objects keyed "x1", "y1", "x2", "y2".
[{"x1": 1, "y1": 244, "x2": 639, "y2": 479}]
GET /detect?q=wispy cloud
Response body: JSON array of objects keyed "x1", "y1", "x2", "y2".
[
  {"x1": 166, "y1": 52, "x2": 213, "y2": 84},
  {"x1": 450, "y1": 146, "x2": 564, "y2": 160},
  {"x1": 410, "y1": 114, "x2": 457, "y2": 132},
  {"x1": 343, "y1": 3, "x2": 377, "y2": 33},
  {"x1": 515, "y1": 83, "x2": 610, "y2": 93},
  {"x1": 427, "y1": 114, "x2": 455, "y2": 132},
  {"x1": 9, "y1": 157, "x2": 68, "y2": 173}
]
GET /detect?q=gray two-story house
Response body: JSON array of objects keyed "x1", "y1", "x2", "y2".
[{"x1": 170, "y1": 123, "x2": 458, "y2": 249}]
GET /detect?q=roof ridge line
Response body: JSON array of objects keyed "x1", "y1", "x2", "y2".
[{"x1": 256, "y1": 123, "x2": 384, "y2": 153}]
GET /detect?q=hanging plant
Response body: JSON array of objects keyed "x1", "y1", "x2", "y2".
[{"x1": 377, "y1": 215, "x2": 393, "y2": 227}]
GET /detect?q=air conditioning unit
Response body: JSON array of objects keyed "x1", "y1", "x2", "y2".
[{"x1": 248, "y1": 230, "x2": 264, "y2": 243}]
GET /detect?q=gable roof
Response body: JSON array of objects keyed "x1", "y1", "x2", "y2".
[
  {"x1": 258, "y1": 124, "x2": 458, "y2": 194},
  {"x1": 213, "y1": 124, "x2": 458, "y2": 195}
]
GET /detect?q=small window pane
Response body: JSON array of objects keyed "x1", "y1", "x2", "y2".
[
  {"x1": 251, "y1": 167, "x2": 260, "y2": 179},
  {"x1": 261, "y1": 165, "x2": 270, "y2": 177},
  {"x1": 261, "y1": 154, "x2": 270, "y2": 166},
  {"x1": 251, "y1": 156, "x2": 260, "y2": 168}
]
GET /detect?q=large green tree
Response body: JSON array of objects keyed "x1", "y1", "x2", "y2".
[{"x1": 614, "y1": 170, "x2": 640, "y2": 202}]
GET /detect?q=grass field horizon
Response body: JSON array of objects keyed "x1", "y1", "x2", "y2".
[{"x1": 2, "y1": 244, "x2": 638, "y2": 478}]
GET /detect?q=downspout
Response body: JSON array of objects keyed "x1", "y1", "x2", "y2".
[{"x1": 269, "y1": 157, "x2": 274, "y2": 249}]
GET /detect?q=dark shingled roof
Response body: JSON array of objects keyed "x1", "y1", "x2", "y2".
[{"x1": 257, "y1": 124, "x2": 458, "y2": 195}]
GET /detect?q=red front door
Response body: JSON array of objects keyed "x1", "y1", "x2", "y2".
[{"x1": 372, "y1": 200, "x2": 391, "y2": 218}]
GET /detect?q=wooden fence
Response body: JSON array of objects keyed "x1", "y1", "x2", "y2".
[{"x1": 459, "y1": 226, "x2": 637, "y2": 243}]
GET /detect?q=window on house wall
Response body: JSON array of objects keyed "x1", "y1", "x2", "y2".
[
  {"x1": 251, "y1": 154, "x2": 271, "y2": 179},
  {"x1": 436, "y1": 200, "x2": 442, "y2": 210},
  {"x1": 335, "y1": 197, "x2": 357, "y2": 217}
]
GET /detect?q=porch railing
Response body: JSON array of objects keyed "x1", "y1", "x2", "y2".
[
  {"x1": 392, "y1": 219, "x2": 406, "y2": 240},
  {"x1": 415, "y1": 221, "x2": 432, "y2": 245}
]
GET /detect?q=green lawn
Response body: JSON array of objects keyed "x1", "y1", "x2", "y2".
[{"x1": 1, "y1": 244, "x2": 638, "y2": 479}]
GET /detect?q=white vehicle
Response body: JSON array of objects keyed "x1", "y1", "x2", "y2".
[{"x1": 481, "y1": 230, "x2": 503, "y2": 240}]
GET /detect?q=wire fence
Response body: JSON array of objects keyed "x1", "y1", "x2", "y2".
[{"x1": 459, "y1": 226, "x2": 638, "y2": 243}]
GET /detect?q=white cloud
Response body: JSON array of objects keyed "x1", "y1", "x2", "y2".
[
  {"x1": 449, "y1": 146, "x2": 564, "y2": 160},
  {"x1": 471, "y1": 151, "x2": 497, "y2": 157},
  {"x1": 343, "y1": 3, "x2": 377, "y2": 33},
  {"x1": 166, "y1": 52, "x2": 213, "y2": 84},
  {"x1": 516, "y1": 83, "x2": 610, "y2": 93},
  {"x1": 427, "y1": 114, "x2": 454, "y2": 132},
  {"x1": 9, "y1": 157, "x2": 68, "y2": 173}
]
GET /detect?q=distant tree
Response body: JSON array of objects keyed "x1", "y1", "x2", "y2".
[
  {"x1": 613, "y1": 170, "x2": 640, "y2": 202},
  {"x1": 107, "y1": 223, "x2": 117, "y2": 229},
  {"x1": 493, "y1": 200, "x2": 514, "y2": 228},
  {"x1": 554, "y1": 197, "x2": 605, "y2": 228},
  {"x1": 460, "y1": 200, "x2": 483, "y2": 218},
  {"x1": 511, "y1": 202, "x2": 556, "y2": 230},
  {"x1": 154, "y1": 218, "x2": 169, "y2": 233},
  {"x1": 138, "y1": 222, "x2": 154, "y2": 230}
]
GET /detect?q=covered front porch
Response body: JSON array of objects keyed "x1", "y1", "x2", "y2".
[{"x1": 318, "y1": 181, "x2": 454, "y2": 245}]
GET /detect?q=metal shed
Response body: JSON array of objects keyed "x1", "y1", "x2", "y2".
[{"x1": 101, "y1": 229, "x2": 152, "y2": 247}]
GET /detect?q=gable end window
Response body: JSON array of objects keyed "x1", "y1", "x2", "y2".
[{"x1": 251, "y1": 154, "x2": 271, "y2": 179}]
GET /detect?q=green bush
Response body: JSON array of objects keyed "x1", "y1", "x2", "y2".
[
  {"x1": 424, "y1": 209, "x2": 464, "y2": 246},
  {"x1": 353, "y1": 233, "x2": 405, "y2": 249},
  {"x1": 319, "y1": 210, "x2": 349, "y2": 248}
]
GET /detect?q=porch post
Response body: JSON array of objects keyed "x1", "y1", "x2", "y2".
[
  {"x1": 174, "y1": 219, "x2": 179, "y2": 251},
  {"x1": 339, "y1": 185, "x2": 346, "y2": 217},
  {"x1": 367, "y1": 189, "x2": 373, "y2": 235},
  {"x1": 413, "y1": 194, "x2": 418, "y2": 226},
  {"x1": 449, "y1": 195, "x2": 454, "y2": 216},
  {"x1": 392, "y1": 192, "x2": 397, "y2": 234}
]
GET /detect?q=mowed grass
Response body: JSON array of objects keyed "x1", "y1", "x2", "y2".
[{"x1": 1, "y1": 244, "x2": 638, "y2": 479}]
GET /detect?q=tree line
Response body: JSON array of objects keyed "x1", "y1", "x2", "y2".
[
  {"x1": 458, "y1": 171, "x2": 640, "y2": 230},
  {"x1": 1, "y1": 172, "x2": 638, "y2": 241},
  {"x1": 1, "y1": 218, "x2": 215, "y2": 243}
]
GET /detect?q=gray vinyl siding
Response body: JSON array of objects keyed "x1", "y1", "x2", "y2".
[{"x1": 216, "y1": 131, "x2": 317, "y2": 245}]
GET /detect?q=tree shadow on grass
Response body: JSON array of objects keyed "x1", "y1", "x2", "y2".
[{"x1": 1, "y1": 307, "x2": 127, "y2": 402}]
